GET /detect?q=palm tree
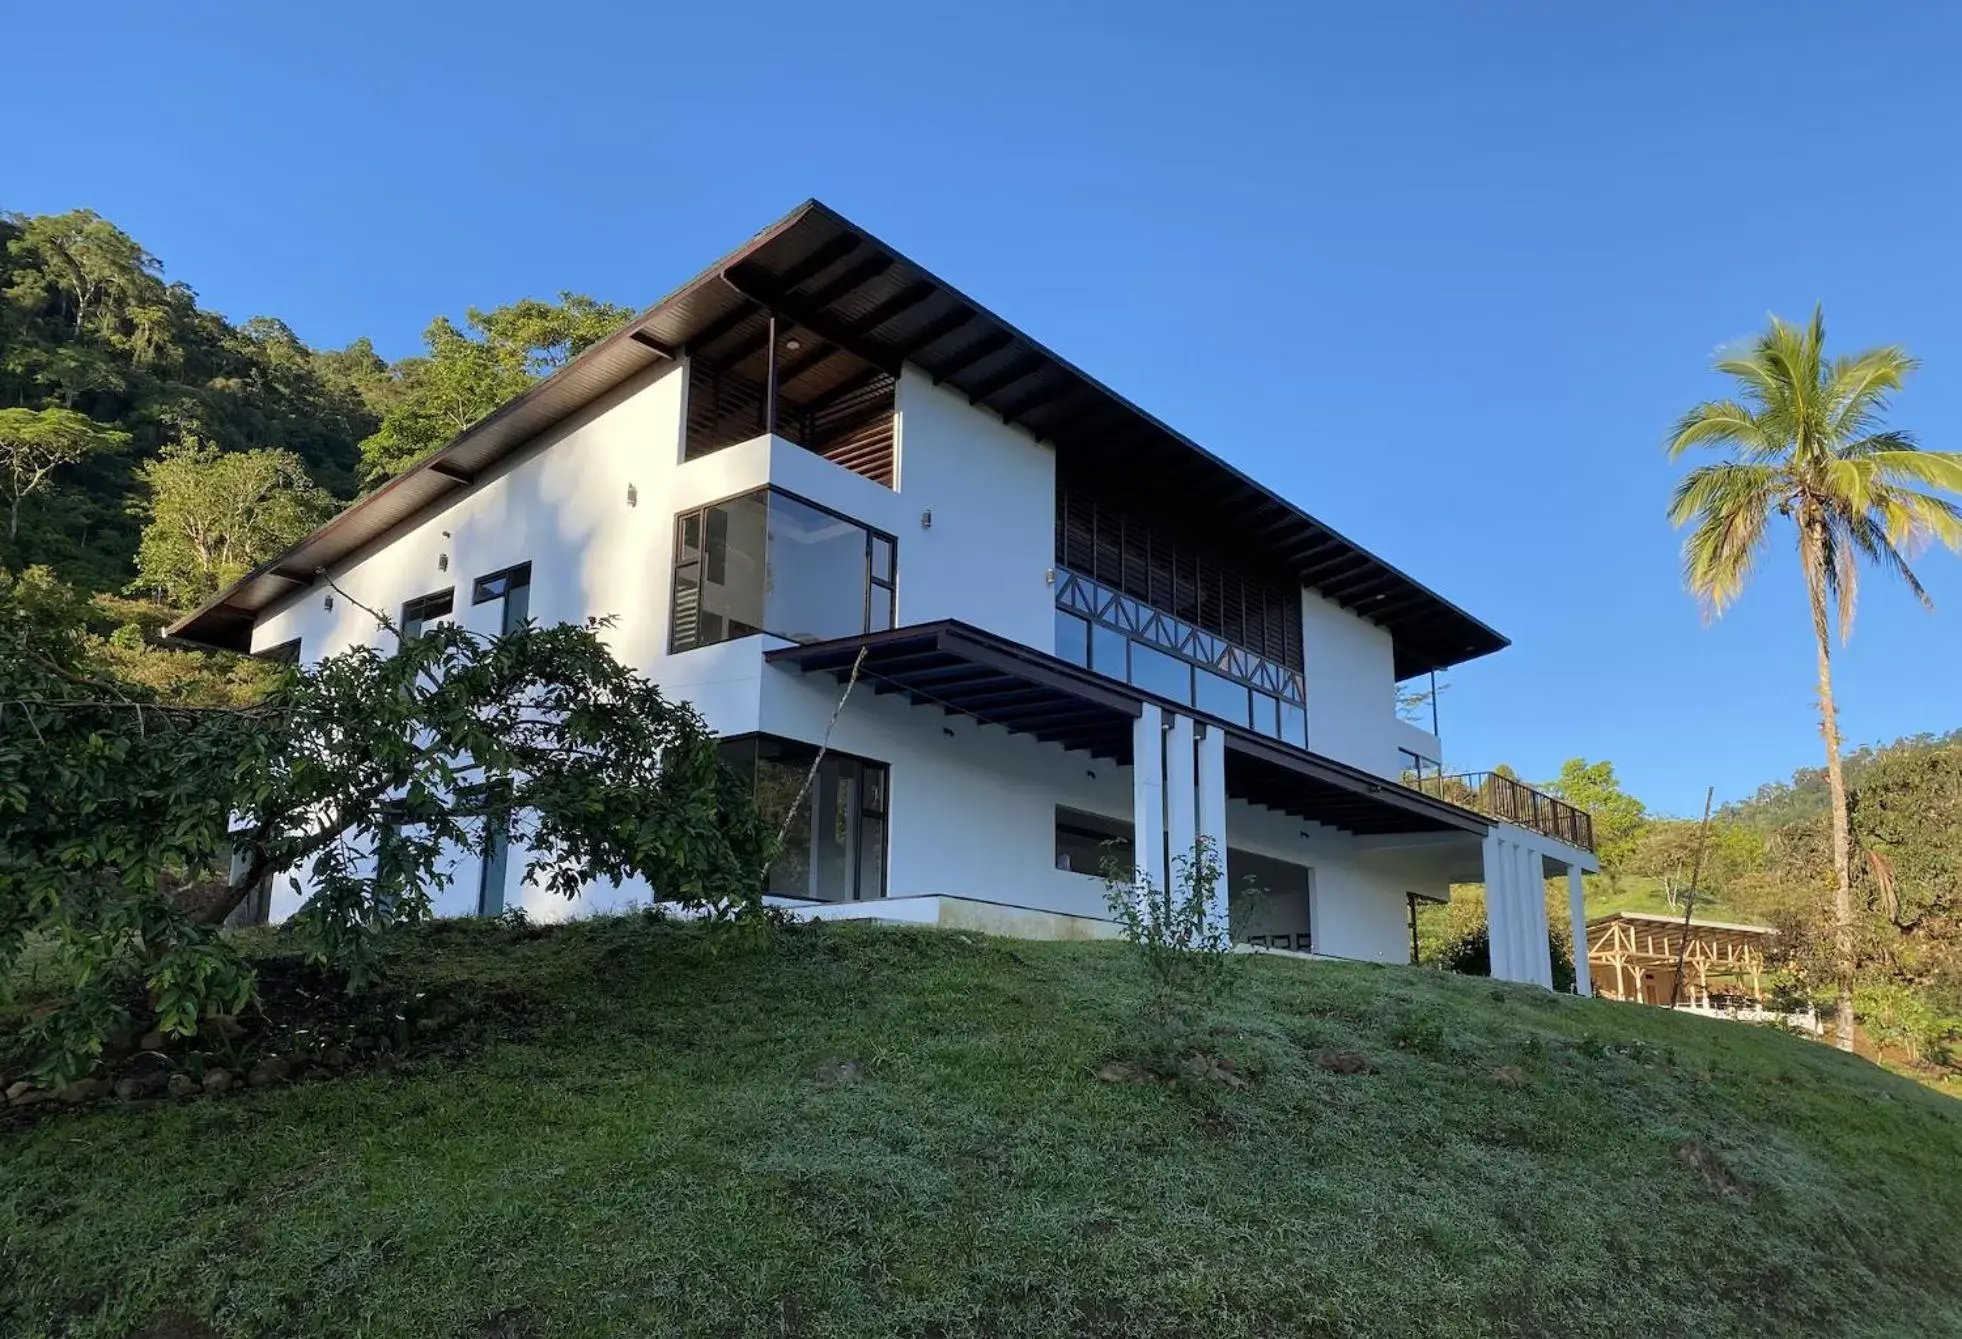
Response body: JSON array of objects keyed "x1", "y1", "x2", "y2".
[{"x1": 1668, "y1": 307, "x2": 1962, "y2": 1050}]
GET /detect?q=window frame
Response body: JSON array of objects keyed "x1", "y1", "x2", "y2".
[
  {"x1": 717, "y1": 732, "x2": 891, "y2": 902},
  {"x1": 399, "y1": 588, "x2": 456, "y2": 643},
  {"x1": 1054, "y1": 805, "x2": 1136, "y2": 879},
  {"x1": 472, "y1": 562, "x2": 533, "y2": 636},
  {"x1": 669, "y1": 486, "x2": 899, "y2": 655}
]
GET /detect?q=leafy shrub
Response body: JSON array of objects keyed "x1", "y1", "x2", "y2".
[
  {"x1": 1433, "y1": 923, "x2": 1578, "y2": 993},
  {"x1": 1, "y1": 573, "x2": 774, "y2": 1079},
  {"x1": 1102, "y1": 836, "x2": 1239, "y2": 1062}
]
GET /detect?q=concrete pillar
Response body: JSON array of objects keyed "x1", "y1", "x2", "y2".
[
  {"x1": 1195, "y1": 722, "x2": 1228, "y2": 935},
  {"x1": 1132, "y1": 705, "x2": 1166, "y2": 898},
  {"x1": 1510, "y1": 839, "x2": 1539, "y2": 987},
  {"x1": 1567, "y1": 864, "x2": 1592, "y2": 997},
  {"x1": 1482, "y1": 832, "x2": 1515, "y2": 982},
  {"x1": 1520, "y1": 843, "x2": 1552, "y2": 988},
  {"x1": 1484, "y1": 831, "x2": 1559, "y2": 989},
  {"x1": 1164, "y1": 711, "x2": 1197, "y2": 888}
]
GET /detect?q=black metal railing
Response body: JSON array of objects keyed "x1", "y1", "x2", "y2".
[{"x1": 1404, "y1": 771, "x2": 1595, "y2": 852}]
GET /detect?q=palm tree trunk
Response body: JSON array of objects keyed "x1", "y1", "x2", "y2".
[{"x1": 1803, "y1": 524, "x2": 1858, "y2": 1052}]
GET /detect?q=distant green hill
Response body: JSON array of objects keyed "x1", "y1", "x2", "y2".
[{"x1": 6, "y1": 918, "x2": 1961, "y2": 1337}]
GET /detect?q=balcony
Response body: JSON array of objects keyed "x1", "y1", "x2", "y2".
[{"x1": 1404, "y1": 771, "x2": 1595, "y2": 852}]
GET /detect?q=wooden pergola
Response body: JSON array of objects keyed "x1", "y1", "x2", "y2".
[{"x1": 1586, "y1": 912, "x2": 1773, "y2": 1008}]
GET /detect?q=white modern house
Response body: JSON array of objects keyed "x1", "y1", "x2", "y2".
[{"x1": 170, "y1": 201, "x2": 1597, "y2": 990}]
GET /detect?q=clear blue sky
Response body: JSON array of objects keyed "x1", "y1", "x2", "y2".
[{"x1": 9, "y1": 1, "x2": 1962, "y2": 816}]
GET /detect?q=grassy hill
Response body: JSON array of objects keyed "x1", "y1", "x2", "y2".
[{"x1": 5, "y1": 917, "x2": 1962, "y2": 1338}]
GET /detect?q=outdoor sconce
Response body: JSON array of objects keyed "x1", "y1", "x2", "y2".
[
  {"x1": 323, "y1": 593, "x2": 334, "y2": 611},
  {"x1": 438, "y1": 554, "x2": 449, "y2": 572},
  {"x1": 1045, "y1": 568, "x2": 1055, "y2": 585},
  {"x1": 627, "y1": 483, "x2": 638, "y2": 508},
  {"x1": 920, "y1": 508, "x2": 932, "y2": 530}
]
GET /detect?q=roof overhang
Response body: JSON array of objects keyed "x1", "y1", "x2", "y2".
[
  {"x1": 766, "y1": 621, "x2": 1490, "y2": 840},
  {"x1": 170, "y1": 201, "x2": 1508, "y2": 674}
]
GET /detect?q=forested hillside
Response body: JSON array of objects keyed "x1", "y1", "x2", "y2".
[{"x1": 0, "y1": 208, "x2": 628, "y2": 600}]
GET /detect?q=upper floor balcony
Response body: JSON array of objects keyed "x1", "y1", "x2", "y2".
[{"x1": 1404, "y1": 770, "x2": 1596, "y2": 852}]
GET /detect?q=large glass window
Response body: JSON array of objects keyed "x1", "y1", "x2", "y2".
[
  {"x1": 1055, "y1": 566, "x2": 1308, "y2": 744},
  {"x1": 671, "y1": 488, "x2": 896, "y2": 654},
  {"x1": 1195, "y1": 668, "x2": 1251, "y2": 727},
  {"x1": 720, "y1": 736, "x2": 888, "y2": 902},
  {"x1": 1129, "y1": 643, "x2": 1193, "y2": 705}
]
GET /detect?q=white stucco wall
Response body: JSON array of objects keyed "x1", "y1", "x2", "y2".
[
  {"x1": 1300, "y1": 589, "x2": 1404, "y2": 779},
  {"x1": 891, "y1": 368, "x2": 1057, "y2": 646}
]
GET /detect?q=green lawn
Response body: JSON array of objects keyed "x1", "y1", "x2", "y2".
[{"x1": 5, "y1": 916, "x2": 1961, "y2": 1338}]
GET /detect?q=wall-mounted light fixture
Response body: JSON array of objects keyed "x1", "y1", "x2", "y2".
[
  {"x1": 323, "y1": 593, "x2": 335, "y2": 611},
  {"x1": 920, "y1": 508, "x2": 933, "y2": 530},
  {"x1": 627, "y1": 483, "x2": 638, "y2": 508},
  {"x1": 438, "y1": 553, "x2": 449, "y2": 572},
  {"x1": 1045, "y1": 567, "x2": 1055, "y2": 585}
]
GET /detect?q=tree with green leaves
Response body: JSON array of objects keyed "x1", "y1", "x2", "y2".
[
  {"x1": 1545, "y1": 758, "x2": 1647, "y2": 881},
  {"x1": 0, "y1": 577, "x2": 774, "y2": 1080},
  {"x1": 1625, "y1": 817, "x2": 1765, "y2": 911},
  {"x1": 130, "y1": 440, "x2": 335, "y2": 607},
  {"x1": 1667, "y1": 306, "x2": 1962, "y2": 1049},
  {"x1": 358, "y1": 293, "x2": 632, "y2": 483},
  {"x1": 0, "y1": 406, "x2": 129, "y2": 545}
]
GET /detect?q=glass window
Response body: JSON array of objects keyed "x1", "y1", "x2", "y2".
[
  {"x1": 766, "y1": 493, "x2": 875, "y2": 644},
  {"x1": 1091, "y1": 623, "x2": 1128, "y2": 679},
  {"x1": 472, "y1": 563, "x2": 532, "y2": 636},
  {"x1": 723, "y1": 736, "x2": 888, "y2": 902},
  {"x1": 1055, "y1": 610, "x2": 1089, "y2": 666},
  {"x1": 1280, "y1": 701, "x2": 1307, "y2": 749},
  {"x1": 400, "y1": 588, "x2": 454, "y2": 643},
  {"x1": 457, "y1": 782, "x2": 513, "y2": 916},
  {"x1": 1055, "y1": 807, "x2": 1135, "y2": 878},
  {"x1": 1195, "y1": 668, "x2": 1250, "y2": 727},
  {"x1": 1129, "y1": 643, "x2": 1192, "y2": 705},
  {"x1": 702, "y1": 493, "x2": 767, "y2": 644},
  {"x1": 1251, "y1": 691, "x2": 1280, "y2": 738},
  {"x1": 672, "y1": 489, "x2": 896, "y2": 653}
]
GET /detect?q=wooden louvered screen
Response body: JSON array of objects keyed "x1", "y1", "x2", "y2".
[
  {"x1": 685, "y1": 360, "x2": 765, "y2": 459},
  {"x1": 796, "y1": 372, "x2": 896, "y2": 488},
  {"x1": 1056, "y1": 487, "x2": 1303, "y2": 672},
  {"x1": 685, "y1": 359, "x2": 896, "y2": 488}
]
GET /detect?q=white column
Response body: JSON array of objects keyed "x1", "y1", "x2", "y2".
[
  {"x1": 1517, "y1": 841, "x2": 1552, "y2": 989},
  {"x1": 1482, "y1": 832, "x2": 1517, "y2": 982},
  {"x1": 1195, "y1": 722, "x2": 1229, "y2": 935},
  {"x1": 1164, "y1": 711, "x2": 1197, "y2": 885},
  {"x1": 1131, "y1": 705, "x2": 1166, "y2": 897},
  {"x1": 1567, "y1": 864, "x2": 1592, "y2": 997}
]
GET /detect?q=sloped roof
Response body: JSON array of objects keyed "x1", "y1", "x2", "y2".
[{"x1": 170, "y1": 200, "x2": 1509, "y2": 676}]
